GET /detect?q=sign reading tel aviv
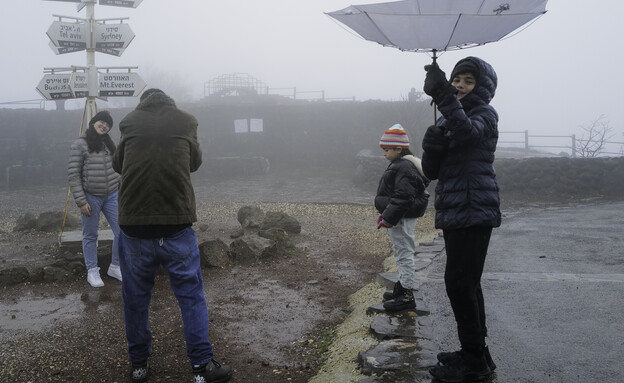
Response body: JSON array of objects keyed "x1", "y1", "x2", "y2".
[{"x1": 47, "y1": 21, "x2": 88, "y2": 51}]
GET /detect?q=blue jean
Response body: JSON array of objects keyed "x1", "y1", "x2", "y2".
[
  {"x1": 387, "y1": 217, "x2": 418, "y2": 289},
  {"x1": 81, "y1": 191, "x2": 120, "y2": 270},
  {"x1": 118, "y1": 227, "x2": 214, "y2": 366}
]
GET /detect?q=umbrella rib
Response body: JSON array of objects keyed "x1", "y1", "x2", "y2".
[
  {"x1": 444, "y1": 14, "x2": 463, "y2": 51},
  {"x1": 362, "y1": 11, "x2": 397, "y2": 48}
]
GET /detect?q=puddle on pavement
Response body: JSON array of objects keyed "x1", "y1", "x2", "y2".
[{"x1": 0, "y1": 290, "x2": 114, "y2": 333}]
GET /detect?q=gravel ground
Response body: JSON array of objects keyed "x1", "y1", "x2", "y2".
[{"x1": 0, "y1": 165, "x2": 439, "y2": 383}]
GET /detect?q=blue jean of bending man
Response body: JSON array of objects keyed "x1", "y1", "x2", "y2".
[
  {"x1": 118, "y1": 227, "x2": 213, "y2": 365},
  {"x1": 81, "y1": 191, "x2": 120, "y2": 269},
  {"x1": 387, "y1": 217, "x2": 418, "y2": 290}
]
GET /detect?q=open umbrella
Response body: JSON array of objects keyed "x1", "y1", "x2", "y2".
[{"x1": 327, "y1": 0, "x2": 548, "y2": 62}]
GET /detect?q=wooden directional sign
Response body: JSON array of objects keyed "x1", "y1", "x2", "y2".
[
  {"x1": 47, "y1": 20, "x2": 88, "y2": 50},
  {"x1": 94, "y1": 23, "x2": 135, "y2": 56},
  {"x1": 98, "y1": 72, "x2": 146, "y2": 97},
  {"x1": 99, "y1": 0, "x2": 143, "y2": 8},
  {"x1": 36, "y1": 73, "x2": 74, "y2": 100}
]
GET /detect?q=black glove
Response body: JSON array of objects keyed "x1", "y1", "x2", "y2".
[
  {"x1": 422, "y1": 125, "x2": 448, "y2": 153},
  {"x1": 423, "y1": 63, "x2": 457, "y2": 103}
]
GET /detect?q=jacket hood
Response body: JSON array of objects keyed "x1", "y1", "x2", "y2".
[
  {"x1": 402, "y1": 154, "x2": 426, "y2": 178},
  {"x1": 451, "y1": 56, "x2": 497, "y2": 106},
  {"x1": 135, "y1": 91, "x2": 177, "y2": 111}
]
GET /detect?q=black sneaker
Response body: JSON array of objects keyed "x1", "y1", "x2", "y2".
[
  {"x1": 130, "y1": 360, "x2": 148, "y2": 383},
  {"x1": 382, "y1": 288, "x2": 416, "y2": 312},
  {"x1": 429, "y1": 351, "x2": 492, "y2": 382},
  {"x1": 192, "y1": 359, "x2": 232, "y2": 383},
  {"x1": 437, "y1": 346, "x2": 496, "y2": 371}
]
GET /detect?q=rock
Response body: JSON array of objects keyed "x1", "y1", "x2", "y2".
[
  {"x1": 237, "y1": 206, "x2": 265, "y2": 229},
  {"x1": 42, "y1": 266, "x2": 72, "y2": 283},
  {"x1": 260, "y1": 211, "x2": 301, "y2": 234},
  {"x1": 357, "y1": 338, "x2": 437, "y2": 376},
  {"x1": 229, "y1": 237, "x2": 260, "y2": 264},
  {"x1": 14, "y1": 211, "x2": 80, "y2": 232},
  {"x1": 198, "y1": 239, "x2": 230, "y2": 268},
  {"x1": 258, "y1": 228, "x2": 297, "y2": 255},
  {"x1": 0, "y1": 267, "x2": 30, "y2": 286},
  {"x1": 370, "y1": 315, "x2": 434, "y2": 340},
  {"x1": 13, "y1": 212, "x2": 37, "y2": 232},
  {"x1": 229, "y1": 234, "x2": 285, "y2": 263}
]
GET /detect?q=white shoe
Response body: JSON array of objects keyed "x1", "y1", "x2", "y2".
[
  {"x1": 107, "y1": 264, "x2": 123, "y2": 282},
  {"x1": 87, "y1": 267, "x2": 104, "y2": 287}
]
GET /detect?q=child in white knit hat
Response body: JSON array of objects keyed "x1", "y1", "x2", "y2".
[{"x1": 374, "y1": 123, "x2": 429, "y2": 311}]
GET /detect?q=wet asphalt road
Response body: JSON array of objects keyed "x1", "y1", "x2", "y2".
[{"x1": 420, "y1": 201, "x2": 624, "y2": 383}]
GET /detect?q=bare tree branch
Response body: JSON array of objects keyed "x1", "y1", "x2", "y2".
[{"x1": 575, "y1": 115, "x2": 613, "y2": 157}]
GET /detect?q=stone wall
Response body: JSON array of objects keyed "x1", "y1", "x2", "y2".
[{"x1": 354, "y1": 154, "x2": 624, "y2": 203}]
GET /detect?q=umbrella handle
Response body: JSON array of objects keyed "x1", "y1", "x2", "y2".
[{"x1": 431, "y1": 49, "x2": 438, "y2": 123}]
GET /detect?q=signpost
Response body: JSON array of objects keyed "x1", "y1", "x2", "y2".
[
  {"x1": 44, "y1": 0, "x2": 143, "y2": 7},
  {"x1": 99, "y1": 0, "x2": 143, "y2": 8},
  {"x1": 36, "y1": 73, "x2": 74, "y2": 100},
  {"x1": 94, "y1": 23, "x2": 135, "y2": 56},
  {"x1": 69, "y1": 71, "x2": 89, "y2": 98},
  {"x1": 43, "y1": 0, "x2": 145, "y2": 243},
  {"x1": 46, "y1": 20, "x2": 88, "y2": 51},
  {"x1": 40, "y1": 0, "x2": 144, "y2": 100},
  {"x1": 98, "y1": 71, "x2": 146, "y2": 97}
]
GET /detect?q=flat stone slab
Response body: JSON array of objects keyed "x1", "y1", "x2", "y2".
[
  {"x1": 414, "y1": 261, "x2": 431, "y2": 271},
  {"x1": 414, "y1": 244, "x2": 444, "y2": 253},
  {"x1": 366, "y1": 301, "x2": 430, "y2": 317},
  {"x1": 358, "y1": 338, "x2": 438, "y2": 376},
  {"x1": 356, "y1": 370, "x2": 432, "y2": 383},
  {"x1": 370, "y1": 315, "x2": 434, "y2": 340},
  {"x1": 59, "y1": 229, "x2": 114, "y2": 249}
]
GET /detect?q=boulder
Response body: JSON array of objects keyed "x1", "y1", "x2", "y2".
[
  {"x1": 42, "y1": 266, "x2": 73, "y2": 283},
  {"x1": 229, "y1": 234, "x2": 286, "y2": 263},
  {"x1": 198, "y1": 239, "x2": 230, "y2": 268},
  {"x1": 0, "y1": 267, "x2": 30, "y2": 286},
  {"x1": 237, "y1": 206, "x2": 265, "y2": 230},
  {"x1": 260, "y1": 211, "x2": 301, "y2": 234},
  {"x1": 14, "y1": 211, "x2": 80, "y2": 232}
]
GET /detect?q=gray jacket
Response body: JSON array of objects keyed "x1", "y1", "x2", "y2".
[{"x1": 68, "y1": 136, "x2": 120, "y2": 207}]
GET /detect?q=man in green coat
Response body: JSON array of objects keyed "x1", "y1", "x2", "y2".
[{"x1": 113, "y1": 88, "x2": 232, "y2": 383}]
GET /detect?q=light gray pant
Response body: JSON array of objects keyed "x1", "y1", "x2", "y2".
[{"x1": 387, "y1": 217, "x2": 417, "y2": 290}]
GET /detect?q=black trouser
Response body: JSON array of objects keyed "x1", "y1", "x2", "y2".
[{"x1": 443, "y1": 226, "x2": 493, "y2": 356}]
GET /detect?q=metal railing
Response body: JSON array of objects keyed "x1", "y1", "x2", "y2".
[{"x1": 499, "y1": 130, "x2": 624, "y2": 157}]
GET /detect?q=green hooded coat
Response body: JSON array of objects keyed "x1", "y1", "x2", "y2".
[{"x1": 113, "y1": 92, "x2": 202, "y2": 226}]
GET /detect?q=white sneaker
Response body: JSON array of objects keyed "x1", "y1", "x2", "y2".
[
  {"x1": 107, "y1": 264, "x2": 123, "y2": 282},
  {"x1": 87, "y1": 267, "x2": 104, "y2": 287}
]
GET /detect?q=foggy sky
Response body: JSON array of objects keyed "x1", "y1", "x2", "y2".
[{"x1": 1, "y1": 0, "x2": 623, "y2": 141}]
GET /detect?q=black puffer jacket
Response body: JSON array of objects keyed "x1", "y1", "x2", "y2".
[
  {"x1": 375, "y1": 155, "x2": 429, "y2": 226},
  {"x1": 422, "y1": 56, "x2": 501, "y2": 230}
]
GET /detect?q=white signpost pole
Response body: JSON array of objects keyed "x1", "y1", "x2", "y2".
[{"x1": 85, "y1": 0, "x2": 97, "y2": 120}]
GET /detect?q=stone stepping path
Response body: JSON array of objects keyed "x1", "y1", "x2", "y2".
[{"x1": 357, "y1": 236, "x2": 445, "y2": 382}]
